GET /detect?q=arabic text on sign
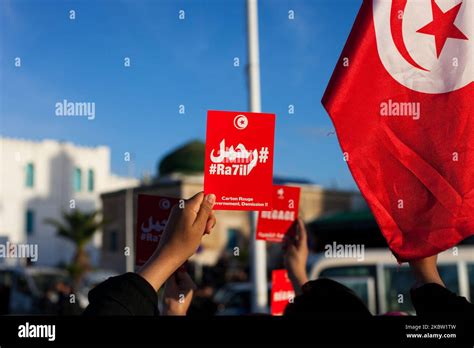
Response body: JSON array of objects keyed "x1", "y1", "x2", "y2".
[
  {"x1": 273, "y1": 290, "x2": 295, "y2": 302},
  {"x1": 209, "y1": 139, "x2": 259, "y2": 176},
  {"x1": 261, "y1": 210, "x2": 295, "y2": 221},
  {"x1": 141, "y1": 216, "x2": 167, "y2": 233}
]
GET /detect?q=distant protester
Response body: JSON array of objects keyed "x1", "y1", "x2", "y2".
[
  {"x1": 284, "y1": 278, "x2": 372, "y2": 318},
  {"x1": 83, "y1": 192, "x2": 215, "y2": 316},
  {"x1": 83, "y1": 194, "x2": 473, "y2": 318},
  {"x1": 282, "y1": 219, "x2": 371, "y2": 318},
  {"x1": 282, "y1": 219, "x2": 474, "y2": 318},
  {"x1": 409, "y1": 255, "x2": 474, "y2": 317}
]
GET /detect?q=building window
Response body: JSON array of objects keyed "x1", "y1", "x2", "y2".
[
  {"x1": 26, "y1": 210, "x2": 35, "y2": 235},
  {"x1": 87, "y1": 169, "x2": 94, "y2": 192},
  {"x1": 226, "y1": 228, "x2": 239, "y2": 252},
  {"x1": 73, "y1": 168, "x2": 82, "y2": 192},
  {"x1": 25, "y1": 163, "x2": 34, "y2": 188},
  {"x1": 110, "y1": 230, "x2": 118, "y2": 252}
]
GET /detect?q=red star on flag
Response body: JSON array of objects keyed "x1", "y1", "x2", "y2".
[{"x1": 417, "y1": 0, "x2": 468, "y2": 58}]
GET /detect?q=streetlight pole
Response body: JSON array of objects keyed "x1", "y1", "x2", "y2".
[
  {"x1": 125, "y1": 187, "x2": 134, "y2": 272},
  {"x1": 247, "y1": 0, "x2": 268, "y2": 313}
]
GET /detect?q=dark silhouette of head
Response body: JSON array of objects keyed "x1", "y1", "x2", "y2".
[{"x1": 284, "y1": 278, "x2": 372, "y2": 318}]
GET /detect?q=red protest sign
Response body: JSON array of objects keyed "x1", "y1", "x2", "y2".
[
  {"x1": 257, "y1": 185, "x2": 300, "y2": 242},
  {"x1": 271, "y1": 269, "x2": 295, "y2": 316},
  {"x1": 135, "y1": 194, "x2": 180, "y2": 266},
  {"x1": 204, "y1": 110, "x2": 275, "y2": 211}
]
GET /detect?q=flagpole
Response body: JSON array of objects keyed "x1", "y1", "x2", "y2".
[{"x1": 247, "y1": 0, "x2": 268, "y2": 313}]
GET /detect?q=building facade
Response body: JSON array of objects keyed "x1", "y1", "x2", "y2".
[
  {"x1": 100, "y1": 173, "x2": 362, "y2": 273},
  {"x1": 0, "y1": 137, "x2": 138, "y2": 266}
]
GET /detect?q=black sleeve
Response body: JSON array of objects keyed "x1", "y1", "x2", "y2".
[
  {"x1": 410, "y1": 283, "x2": 474, "y2": 318},
  {"x1": 83, "y1": 272, "x2": 159, "y2": 316}
]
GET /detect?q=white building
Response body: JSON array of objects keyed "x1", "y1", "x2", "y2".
[{"x1": 0, "y1": 137, "x2": 138, "y2": 267}]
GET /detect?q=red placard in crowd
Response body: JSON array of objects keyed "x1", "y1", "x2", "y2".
[
  {"x1": 135, "y1": 194, "x2": 180, "y2": 266},
  {"x1": 257, "y1": 185, "x2": 300, "y2": 242},
  {"x1": 204, "y1": 110, "x2": 275, "y2": 211},
  {"x1": 270, "y1": 269, "x2": 295, "y2": 316}
]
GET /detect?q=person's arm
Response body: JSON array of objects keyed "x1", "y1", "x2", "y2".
[
  {"x1": 138, "y1": 192, "x2": 215, "y2": 292},
  {"x1": 283, "y1": 219, "x2": 309, "y2": 295},
  {"x1": 83, "y1": 192, "x2": 216, "y2": 316},
  {"x1": 409, "y1": 254, "x2": 445, "y2": 288},
  {"x1": 409, "y1": 254, "x2": 474, "y2": 317},
  {"x1": 161, "y1": 270, "x2": 196, "y2": 316}
]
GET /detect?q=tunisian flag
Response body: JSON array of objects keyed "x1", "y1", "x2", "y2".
[{"x1": 322, "y1": 0, "x2": 473, "y2": 261}]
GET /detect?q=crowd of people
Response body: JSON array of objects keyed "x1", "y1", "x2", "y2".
[{"x1": 83, "y1": 192, "x2": 474, "y2": 317}]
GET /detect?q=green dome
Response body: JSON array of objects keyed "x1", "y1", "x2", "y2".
[{"x1": 158, "y1": 140, "x2": 205, "y2": 176}]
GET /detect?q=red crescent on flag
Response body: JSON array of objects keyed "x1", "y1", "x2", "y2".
[{"x1": 390, "y1": 0, "x2": 429, "y2": 71}]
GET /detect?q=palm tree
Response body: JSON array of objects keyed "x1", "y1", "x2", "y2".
[{"x1": 45, "y1": 209, "x2": 107, "y2": 284}]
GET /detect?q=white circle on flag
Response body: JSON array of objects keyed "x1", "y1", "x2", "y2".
[{"x1": 373, "y1": 0, "x2": 473, "y2": 94}]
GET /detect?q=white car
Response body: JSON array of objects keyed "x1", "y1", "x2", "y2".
[{"x1": 308, "y1": 246, "x2": 474, "y2": 315}]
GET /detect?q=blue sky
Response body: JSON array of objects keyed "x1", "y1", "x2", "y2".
[{"x1": 1, "y1": 0, "x2": 361, "y2": 189}]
